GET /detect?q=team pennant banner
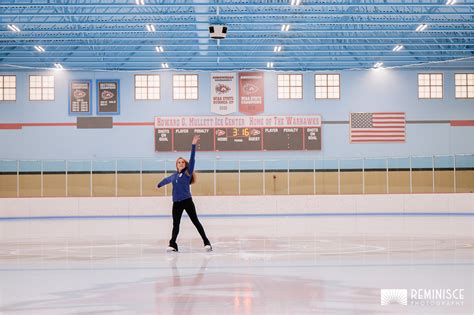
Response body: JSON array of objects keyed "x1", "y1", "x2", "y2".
[
  {"x1": 211, "y1": 73, "x2": 237, "y2": 115},
  {"x1": 239, "y1": 72, "x2": 264, "y2": 115}
]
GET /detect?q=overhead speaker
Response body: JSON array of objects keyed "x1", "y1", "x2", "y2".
[{"x1": 209, "y1": 25, "x2": 227, "y2": 39}]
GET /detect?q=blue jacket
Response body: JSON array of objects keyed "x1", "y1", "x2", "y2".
[{"x1": 157, "y1": 144, "x2": 196, "y2": 202}]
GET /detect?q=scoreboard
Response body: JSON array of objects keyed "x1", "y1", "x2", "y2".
[{"x1": 155, "y1": 115, "x2": 322, "y2": 152}]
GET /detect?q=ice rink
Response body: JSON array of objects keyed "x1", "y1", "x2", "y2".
[{"x1": 0, "y1": 214, "x2": 472, "y2": 315}]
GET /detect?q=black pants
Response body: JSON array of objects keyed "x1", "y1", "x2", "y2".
[{"x1": 169, "y1": 198, "x2": 210, "y2": 249}]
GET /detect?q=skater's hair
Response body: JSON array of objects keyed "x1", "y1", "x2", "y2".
[{"x1": 176, "y1": 157, "x2": 196, "y2": 184}]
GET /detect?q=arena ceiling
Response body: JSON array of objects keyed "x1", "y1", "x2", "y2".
[{"x1": 0, "y1": 0, "x2": 473, "y2": 71}]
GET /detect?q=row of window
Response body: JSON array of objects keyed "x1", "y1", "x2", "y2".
[{"x1": 0, "y1": 73, "x2": 473, "y2": 102}]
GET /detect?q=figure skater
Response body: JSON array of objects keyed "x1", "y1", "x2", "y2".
[{"x1": 157, "y1": 135, "x2": 212, "y2": 252}]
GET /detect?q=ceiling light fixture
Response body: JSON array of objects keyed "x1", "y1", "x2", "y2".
[
  {"x1": 155, "y1": 46, "x2": 164, "y2": 53},
  {"x1": 54, "y1": 63, "x2": 64, "y2": 70},
  {"x1": 135, "y1": 0, "x2": 145, "y2": 5},
  {"x1": 161, "y1": 63, "x2": 169, "y2": 68},
  {"x1": 290, "y1": 0, "x2": 301, "y2": 5},
  {"x1": 146, "y1": 24, "x2": 156, "y2": 32},
  {"x1": 392, "y1": 45, "x2": 404, "y2": 52},
  {"x1": 374, "y1": 62, "x2": 384, "y2": 68},
  {"x1": 7, "y1": 24, "x2": 20, "y2": 32},
  {"x1": 445, "y1": 0, "x2": 456, "y2": 5},
  {"x1": 415, "y1": 24, "x2": 428, "y2": 32},
  {"x1": 273, "y1": 46, "x2": 282, "y2": 52},
  {"x1": 34, "y1": 45, "x2": 45, "y2": 52},
  {"x1": 281, "y1": 24, "x2": 290, "y2": 32},
  {"x1": 267, "y1": 62, "x2": 274, "y2": 68}
]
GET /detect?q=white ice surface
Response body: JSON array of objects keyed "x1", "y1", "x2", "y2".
[{"x1": 0, "y1": 215, "x2": 472, "y2": 315}]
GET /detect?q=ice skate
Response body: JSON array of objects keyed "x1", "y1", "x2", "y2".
[{"x1": 166, "y1": 244, "x2": 178, "y2": 252}]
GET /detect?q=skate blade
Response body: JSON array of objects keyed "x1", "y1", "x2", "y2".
[{"x1": 166, "y1": 247, "x2": 177, "y2": 253}]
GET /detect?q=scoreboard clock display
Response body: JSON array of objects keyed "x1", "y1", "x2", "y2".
[
  {"x1": 154, "y1": 115, "x2": 322, "y2": 152},
  {"x1": 215, "y1": 127, "x2": 262, "y2": 151}
]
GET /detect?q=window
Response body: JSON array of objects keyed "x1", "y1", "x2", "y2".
[
  {"x1": 0, "y1": 75, "x2": 16, "y2": 101},
  {"x1": 29, "y1": 75, "x2": 54, "y2": 100},
  {"x1": 315, "y1": 74, "x2": 340, "y2": 99},
  {"x1": 418, "y1": 73, "x2": 443, "y2": 99},
  {"x1": 135, "y1": 74, "x2": 160, "y2": 100},
  {"x1": 455, "y1": 73, "x2": 474, "y2": 99},
  {"x1": 277, "y1": 74, "x2": 302, "y2": 99},
  {"x1": 173, "y1": 74, "x2": 198, "y2": 100}
]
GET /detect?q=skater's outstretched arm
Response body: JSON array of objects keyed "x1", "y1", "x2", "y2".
[
  {"x1": 157, "y1": 174, "x2": 174, "y2": 188},
  {"x1": 188, "y1": 135, "x2": 200, "y2": 174}
]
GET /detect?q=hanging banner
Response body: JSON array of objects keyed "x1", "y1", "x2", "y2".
[
  {"x1": 239, "y1": 72, "x2": 264, "y2": 115},
  {"x1": 69, "y1": 80, "x2": 92, "y2": 115},
  {"x1": 97, "y1": 79, "x2": 120, "y2": 115},
  {"x1": 211, "y1": 73, "x2": 237, "y2": 115}
]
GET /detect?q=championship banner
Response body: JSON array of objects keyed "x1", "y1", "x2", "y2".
[
  {"x1": 239, "y1": 72, "x2": 264, "y2": 115},
  {"x1": 69, "y1": 80, "x2": 91, "y2": 115},
  {"x1": 211, "y1": 73, "x2": 237, "y2": 115},
  {"x1": 97, "y1": 80, "x2": 120, "y2": 115}
]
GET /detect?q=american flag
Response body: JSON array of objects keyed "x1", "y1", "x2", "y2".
[{"x1": 350, "y1": 112, "x2": 406, "y2": 142}]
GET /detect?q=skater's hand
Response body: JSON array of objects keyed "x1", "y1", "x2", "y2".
[{"x1": 192, "y1": 135, "x2": 200, "y2": 145}]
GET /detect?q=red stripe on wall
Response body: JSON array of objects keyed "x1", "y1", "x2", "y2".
[
  {"x1": 1, "y1": 120, "x2": 471, "y2": 129},
  {"x1": 373, "y1": 112, "x2": 405, "y2": 115},
  {"x1": 0, "y1": 122, "x2": 155, "y2": 129},
  {"x1": 351, "y1": 138, "x2": 405, "y2": 142},
  {"x1": 113, "y1": 122, "x2": 154, "y2": 126},
  {"x1": 0, "y1": 124, "x2": 22, "y2": 129},
  {"x1": 450, "y1": 120, "x2": 474, "y2": 126},
  {"x1": 22, "y1": 123, "x2": 77, "y2": 127}
]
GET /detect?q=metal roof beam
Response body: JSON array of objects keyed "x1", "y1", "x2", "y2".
[
  {"x1": 2, "y1": 28, "x2": 473, "y2": 33},
  {"x1": 5, "y1": 59, "x2": 470, "y2": 64},
  {"x1": 2, "y1": 35, "x2": 472, "y2": 40},
  {"x1": 2, "y1": 48, "x2": 472, "y2": 54},
  {"x1": 2, "y1": 12, "x2": 474, "y2": 17},
  {"x1": 2, "y1": 64, "x2": 473, "y2": 71},
  {"x1": 2, "y1": 3, "x2": 474, "y2": 7},
  {"x1": 4, "y1": 55, "x2": 472, "y2": 61},
  {"x1": 2, "y1": 43, "x2": 472, "y2": 47},
  {"x1": 5, "y1": 20, "x2": 473, "y2": 25}
]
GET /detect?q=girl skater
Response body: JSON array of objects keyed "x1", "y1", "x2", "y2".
[{"x1": 157, "y1": 135, "x2": 212, "y2": 252}]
